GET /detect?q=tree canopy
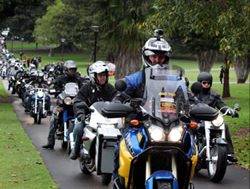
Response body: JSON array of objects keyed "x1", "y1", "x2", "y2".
[{"x1": 0, "y1": 0, "x2": 53, "y2": 41}]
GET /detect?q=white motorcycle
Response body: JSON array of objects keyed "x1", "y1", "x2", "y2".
[
  {"x1": 78, "y1": 101, "x2": 122, "y2": 185},
  {"x1": 193, "y1": 104, "x2": 240, "y2": 182}
]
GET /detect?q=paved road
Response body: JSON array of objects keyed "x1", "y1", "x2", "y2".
[{"x1": 2, "y1": 80, "x2": 250, "y2": 189}]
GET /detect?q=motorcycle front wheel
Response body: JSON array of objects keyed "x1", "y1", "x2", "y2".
[
  {"x1": 79, "y1": 158, "x2": 95, "y2": 175},
  {"x1": 207, "y1": 144, "x2": 227, "y2": 182}
]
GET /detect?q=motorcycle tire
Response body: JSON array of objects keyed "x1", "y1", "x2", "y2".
[
  {"x1": 66, "y1": 140, "x2": 71, "y2": 155},
  {"x1": 156, "y1": 180, "x2": 173, "y2": 189},
  {"x1": 61, "y1": 141, "x2": 67, "y2": 149},
  {"x1": 207, "y1": 144, "x2": 227, "y2": 182},
  {"x1": 36, "y1": 104, "x2": 43, "y2": 124},
  {"x1": 11, "y1": 88, "x2": 15, "y2": 94},
  {"x1": 79, "y1": 158, "x2": 94, "y2": 175},
  {"x1": 101, "y1": 174, "x2": 112, "y2": 186},
  {"x1": 34, "y1": 116, "x2": 37, "y2": 124}
]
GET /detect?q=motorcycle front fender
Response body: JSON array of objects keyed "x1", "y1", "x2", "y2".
[{"x1": 145, "y1": 170, "x2": 179, "y2": 189}]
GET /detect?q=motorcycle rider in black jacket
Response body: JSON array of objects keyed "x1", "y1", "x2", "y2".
[
  {"x1": 70, "y1": 61, "x2": 117, "y2": 159},
  {"x1": 191, "y1": 72, "x2": 238, "y2": 163},
  {"x1": 42, "y1": 60, "x2": 83, "y2": 150}
]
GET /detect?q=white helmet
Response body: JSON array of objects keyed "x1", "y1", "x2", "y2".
[
  {"x1": 142, "y1": 29, "x2": 171, "y2": 67},
  {"x1": 88, "y1": 61, "x2": 109, "y2": 84},
  {"x1": 64, "y1": 60, "x2": 77, "y2": 69}
]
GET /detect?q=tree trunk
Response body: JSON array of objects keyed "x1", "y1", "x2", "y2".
[
  {"x1": 222, "y1": 56, "x2": 231, "y2": 98},
  {"x1": 114, "y1": 48, "x2": 141, "y2": 79},
  {"x1": 234, "y1": 55, "x2": 250, "y2": 83},
  {"x1": 197, "y1": 50, "x2": 217, "y2": 72}
]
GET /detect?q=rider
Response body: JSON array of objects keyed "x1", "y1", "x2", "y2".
[
  {"x1": 193, "y1": 71, "x2": 238, "y2": 163},
  {"x1": 42, "y1": 60, "x2": 82, "y2": 150},
  {"x1": 112, "y1": 29, "x2": 176, "y2": 183},
  {"x1": 69, "y1": 61, "x2": 117, "y2": 160}
]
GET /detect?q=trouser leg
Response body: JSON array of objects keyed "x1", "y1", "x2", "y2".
[
  {"x1": 73, "y1": 120, "x2": 84, "y2": 155},
  {"x1": 47, "y1": 108, "x2": 59, "y2": 146},
  {"x1": 113, "y1": 144, "x2": 119, "y2": 180},
  {"x1": 225, "y1": 124, "x2": 234, "y2": 154}
]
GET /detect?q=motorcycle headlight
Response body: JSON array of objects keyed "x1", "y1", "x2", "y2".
[
  {"x1": 47, "y1": 80, "x2": 52, "y2": 85},
  {"x1": 64, "y1": 97, "x2": 72, "y2": 105},
  {"x1": 148, "y1": 125, "x2": 166, "y2": 142},
  {"x1": 98, "y1": 123, "x2": 116, "y2": 128},
  {"x1": 29, "y1": 90, "x2": 34, "y2": 95},
  {"x1": 37, "y1": 91, "x2": 44, "y2": 98},
  {"x1": 212, "y1": 114, "x2": 224, "y2": 127},
  {"x1": 168, "y1": 126, "x2": 184, "y2": 142}
]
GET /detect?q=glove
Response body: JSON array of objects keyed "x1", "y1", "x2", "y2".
[
  {"x1": 228, "y1": 109, "x2": 239, "y2": 118},
  {"x1": 77, "y1": 113, "x2": 85, "y2": 122}
]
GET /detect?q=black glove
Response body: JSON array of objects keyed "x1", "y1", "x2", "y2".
[
  {"x1": 77, "y1": 113, "x2": 85, "y2": 122},
  {"x1": 228, "y1": 109, "x2": 239, "y2": 118}
]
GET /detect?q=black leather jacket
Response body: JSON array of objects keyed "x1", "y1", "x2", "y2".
[
  {"x1": 54, "y1": 72, "x2": 82, "y2": 91},
  {"x1": 189, "y1": 89, "x2": 227, "y2": 112},
  {"x1": 73, "y1": 81, "x2": 117, "y2": 117}
]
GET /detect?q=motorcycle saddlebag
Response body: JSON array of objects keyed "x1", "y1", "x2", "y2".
[{"x1": 96, "y1": 127, "x2": 121, "y2": 175}]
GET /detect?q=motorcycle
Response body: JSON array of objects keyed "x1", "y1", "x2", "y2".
[
  {"x1": 102, "y1": 66, "x2": 218, "y2": 189},
  {"x1": 30, "y1": 87, "x2": 51, "y2": 124},
  {"x1": 192, "y1": 104, "x2": 240, "y2": 182},
  {"x1": 78, "y1": 101, "x2": 122, "y2": 185},
  {"x1": 1, "y1": 63, "x2": 7, "y2": 79},
  {"x1": 188, "y1": 82, "x2": 240, "y2": 182},
  {"x1": 51, "y1": 82, "x2": 79, "y2": 150}
]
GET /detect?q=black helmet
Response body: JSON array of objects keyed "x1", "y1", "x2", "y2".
[
  {"x1": 197, "y1": 72, "x2": 213, "y2": 93},
  {"x1": 197, "y1": 72, "x2": 213, "y2": 84}
]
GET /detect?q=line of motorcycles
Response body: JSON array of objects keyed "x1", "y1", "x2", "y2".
[{"x1": 1, "y1": 49, "x2": 240, "y2": 189}]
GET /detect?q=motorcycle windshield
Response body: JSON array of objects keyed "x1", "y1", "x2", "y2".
[
  {"x1": 142, "y1": 66, "x2": 188, "y2": 123},
  {"x1": 64, "y1": 82, "x2": 79, "y2": 97}
]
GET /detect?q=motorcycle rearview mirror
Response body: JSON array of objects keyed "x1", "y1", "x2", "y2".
[
  {"x1": 191, "y1": 82, "x2": 202, "y2": 94},
  {"x1": 115, "y1": 79, "x2": 127, "y2": 92},
  {"x1": 102, "y1": 103, "x2": 133, "y2": 118},
  {"x1": 234, "y1": 103, "x2": 240, "y2": 111}
]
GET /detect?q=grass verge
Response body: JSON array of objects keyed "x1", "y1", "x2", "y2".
[
  {"x1": 0, "y1": 81, "x2": 58, "y2": 189},
  {"x1": 213, "y1": 84, "x2": 250, "y2": 169}
]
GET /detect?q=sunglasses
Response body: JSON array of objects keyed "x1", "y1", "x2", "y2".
[{"x1": 202, "y1": 81, "x2": 211, "y2": 85}]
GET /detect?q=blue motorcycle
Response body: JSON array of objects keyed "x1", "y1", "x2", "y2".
[
  {"x1": 54, "y1": 82, "x2": 79, "y2": 152},
  {"x1": 102, "y1": 66, "x2": 218, "y2": 189}
]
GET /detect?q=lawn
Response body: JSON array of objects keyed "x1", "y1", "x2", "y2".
[{"x1": 0, "y1": 82, "x2": 58, "y2": 189}]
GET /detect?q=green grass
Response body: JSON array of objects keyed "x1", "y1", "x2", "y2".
[{"x1": 0, "y1": 82, "x2": 58, "y2": 189}]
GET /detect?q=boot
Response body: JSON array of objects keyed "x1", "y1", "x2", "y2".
[
  {"x1": 70, "y1": 149, "x2": 79, "y2": 160},
  {"x1": 227, "y1": 153, "x2": 238, "y2": 163},
  {"x1": 42, "y1": 144, "x2": 54, "y2": 150}
]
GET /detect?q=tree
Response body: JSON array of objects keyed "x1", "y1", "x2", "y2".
[
  {"x1": 0, "y1": 0, "x2": 53, "y2": 41},
  {"x1": 146, "y1": 0, "x2": 249, "y2": 97},
  {"x1": 218, "y1": 1, "x2": 250, "y2": 84},
  {"x1": 147, "y1": 1, "x2": 221, "y2": 72},
  {"x1": 33, "y1": 0, "x2": 94, "y2": 52},
  {"x1": 86, "y1": 0, "x2": 155, "y2": 79}
]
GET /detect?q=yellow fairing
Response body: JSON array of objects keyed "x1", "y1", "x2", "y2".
[
  {"x1": 118, "y1": 140, "x2": 133, "y2": 187},
  {"x1": 190, "y1": 145, "x2": 198, "y2": 179}
]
